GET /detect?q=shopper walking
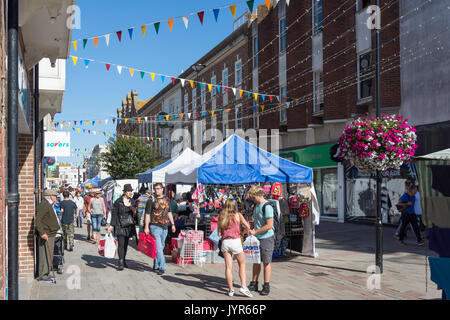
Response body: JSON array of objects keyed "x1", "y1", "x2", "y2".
[
  {"x1": 397, "y1": 185, "x2": 424, "y2": 246},
  {"x1": 74, "y1": 191, "x2": 84, "y2": 228},
  {"x1": 88, "y1": 191, "x2": 107, "y2": 243},
  {"x1": 108, "y1": 184, "x2": 137, "y2": 271},
  {"x1": 137, "y1": 187, "x2": 153, "y2": 234},
  {"x1": 35, "y1": 189, "x2": 61, "y2": 282},
  {"x1": 144, "y1": 183, "x2": 176, "y2": 275},
  {"x1": 247, "y1": 185, "x2": 275, "y2": 296},
  {"x1": 218, "y1": 198, "x2": 253, "y2": 297},
  {"x1": 84, "y1": 189, "x2": 95, "y2": 241},
  {"x1": 60, "y1": 191, "x2": 77, "y2": 251}
]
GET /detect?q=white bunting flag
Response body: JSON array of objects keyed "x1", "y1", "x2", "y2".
[
  {"x1": 105, "y1": 34, "x2": 110, "y2": 46},
  {"x1": 232, "y1": 88, "x2": 236, "y2": 96},
  {"x1": 180, "y1": 79, "x2": 185, "y2": 87},
  {"x1": 182, "y1": 15, "x2": 189, "y2": 29},
  {"x1": 187, "y1": 113, "x2": 191, "y2": 120},
  {"x1": 117, "y1": 65, "x2": 122, "y2": 74},
  {"x1": 105, "y1": 119, "x2": 108, "y2": 124}
]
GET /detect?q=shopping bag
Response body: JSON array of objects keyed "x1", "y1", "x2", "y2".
[
  {"x1": 208, "y1": 227, "x2": 221, "y2": 245},
  {"x1": 243, "y1": 235, "x2": 261, "y2": 264},
  {"x1": 138, "y1": 232, "x2": 157, "y2": 259},
  {"x1": 104, "y1": 233, "x2": 117, "y2": 258}
]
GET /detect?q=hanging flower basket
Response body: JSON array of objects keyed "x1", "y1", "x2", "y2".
[{"x1": 338, "y1": 115, "x2": 418, "y2": 172}]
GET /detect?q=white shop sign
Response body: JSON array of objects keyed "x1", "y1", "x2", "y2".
[{"x1": 44, "y1": 132, "x2": 71, "y2": 157}]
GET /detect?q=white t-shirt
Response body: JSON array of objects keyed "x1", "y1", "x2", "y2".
[{"x1": 74, "y1": 196, "x2": 84, "y2": 210}]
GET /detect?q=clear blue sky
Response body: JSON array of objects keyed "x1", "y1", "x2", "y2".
[{"x1": 54, "y1": 0, "x2": 260, "y2": 167}]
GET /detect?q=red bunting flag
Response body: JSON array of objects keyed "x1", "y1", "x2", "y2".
[
  {"x1": 105, "y1": 63, "x2": 111, "y2": 71},
  {"x1": 197, "y1": 11, "x2": 204, "y2": 25},
  {"x1": 74, "y1": 121, "x2": 77, "y2": 125},
  {"x1": 269, "y1": 96, "x2": 273, "y2": 102},
  {"x1": 171, "y1": 77, "x2": 175, "y2": 85},
  {"x1": 116, "y1": 31, "x2": 122, "y2": 42}
]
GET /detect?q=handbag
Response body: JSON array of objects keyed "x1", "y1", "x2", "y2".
[{"x1": 119, "y1": 214, "x2": 134, "y2": 228}]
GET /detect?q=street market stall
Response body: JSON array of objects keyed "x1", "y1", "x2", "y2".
[
  {"x1": 165, "y1": 134, "x2": 320, "y2": 266},
  {"x1": 415, "y1": 148, "x2": 450, "y2": 300}
]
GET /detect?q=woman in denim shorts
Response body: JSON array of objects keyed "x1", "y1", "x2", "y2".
[{"x1": 88, "y1": 191, "x2": 106, "y2": 243}]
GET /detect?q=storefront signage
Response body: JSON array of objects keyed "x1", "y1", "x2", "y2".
[
  {"x1": 279, "y1": 143, "x2": 336, "y2": 168},
  {"x1": 44, "y1": 132, "x2": 71, "y2": 157}
]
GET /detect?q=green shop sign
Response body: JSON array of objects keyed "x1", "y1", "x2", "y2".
[{"x1": 279, "y1": 143, "x2": 336, "y2": 168}]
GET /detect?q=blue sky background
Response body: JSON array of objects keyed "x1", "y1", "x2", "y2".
[{"x1": 55, "y1": 0, "x2": 260, "y2": 167}]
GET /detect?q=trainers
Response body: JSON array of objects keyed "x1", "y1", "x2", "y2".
[
  {"x1": 399, "y1": 241, "x2": 406, "y2": 246},
  {"x1": 228, "y1": 290, "x2": 235, "y2": 297},
  {"x1": 248, "y1": 281, "x2": 259, "y2": 292},
  {"x1": 239, "y1": 286, "x2": 253, "y2": 298},
  {"x1": 260, "y1": 283, "x2": 270, "y2": 296},
  {"x1": 417, "y1": 240, "x2": 425, "y2": 246},
  {"x1": 157, "y1": 269, "x2": 165, "y2": 276},
  {"x1": 40, "y1": 276, "x2": 55, "y2": 283}
]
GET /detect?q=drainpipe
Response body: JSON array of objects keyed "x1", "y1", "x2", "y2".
[
  {"x1": 7, "y1": 0, "x2": 20, "y2": 300},
  {"x1": 34, "y1": 64, "x2": 40, "y2": 279}
]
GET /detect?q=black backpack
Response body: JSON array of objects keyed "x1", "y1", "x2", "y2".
[{"x1": 262, "y1": 200, "x2": 280, "y2": 235}]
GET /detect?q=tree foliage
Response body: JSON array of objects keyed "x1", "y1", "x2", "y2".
[{"x1": 101, "y1": 137, "x2": 162, "y2": 180}]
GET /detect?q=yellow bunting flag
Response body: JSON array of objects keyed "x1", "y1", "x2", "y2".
[
  {"x1": 138, "y1": 117, "x2": 141, "y2": 123},
  {"x1": 211, "y1": 110, "x2": 215, "y2": 116},
  {"x1": 254, "y1": 93, "x2": 258, "y2": 101},
  {"x1": 99, "y1": 120, "x2": 102, "y2": 125},
  {"x1": 229, "y1": 5, "x2": 237, "y2": 18},
  {"x1": 77, "y1": 128, "x2": 80, "y2": 133},
  {"x1": 129, "y1": 68, "x2": 135, "y2": 77},
  {"x1": 168, "y1": 19, "x2": 174, "y2": 31},
  {"x1": 141, "y1": 25, "x2": 147, "y2": 37},
  {"x1": 125, "y1": 119, "x2": 128, "y2": 124},
  {"x1": 94, "y1": 37, "x2": 99, "y2": 48},
  {"x1": 180, "y1": 113, "x2": 184, "y2": 119},
  {"x1": 165, "y1": 115, "x2": 169, "y2": 121},
  {"x1": 261, "y1": 105, "x2": 265, "y2": 111},
  {"x1": 86, "y1": 121, "x2": 89, "y2": 125},
  {"x1": 72, "y1": 41, "x2": 77, "y2": 51},
  {"x1": 72, "y1": 56, "x2": 78, "y2": 66},
  {"x1": 158, "y1": 138, "x2": 161, "y2": 142},
  {"x1": 151, "y1": 73, "x2": 155, "y2": 81},
  {"x1": 208, "y1": 84, "x2": 212, "y2": 92},
  {"x1": 265, "y1": 0, "x2": 271, "y2": 10},
  {"x1": 239, "y1": 90, "x2": 243, "y2": 97},
  {"x1": 190, "y1": 80, "x2": 194, "y2": 88}
]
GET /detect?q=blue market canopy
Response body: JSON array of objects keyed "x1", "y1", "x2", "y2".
[
  {"x1": 82, "y1": 176, "x2": 101, "y2": 187},
  {"x1": 192, "y1": 134, "x2": 313, "y2": 184},
  {"x1": 98, "y1": 176, "x2": 113, "y2": 188}
]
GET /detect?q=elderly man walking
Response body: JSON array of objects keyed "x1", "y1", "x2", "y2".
[{"x1": 35, "y1": 189, "x2": 61, "y2": 282}]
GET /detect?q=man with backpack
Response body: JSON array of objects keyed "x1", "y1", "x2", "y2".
[{"x1": 247, "y1": 185, "x2": 276, "y2": 296}]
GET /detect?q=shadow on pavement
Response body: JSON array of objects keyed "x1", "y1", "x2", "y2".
[
  {"x1": 287, "y1": 260, "x2": 367, "y2": 274},
  {"x1": 80, "y1": 254, "x2": 154, "y2": 272},
  {"x1": 161, "y1": 272, "x2": 228, "y2": 295}
]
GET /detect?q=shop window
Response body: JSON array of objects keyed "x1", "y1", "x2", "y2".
[{"x1": 314, "y1": 168, "x2": 338, "y2": 218}]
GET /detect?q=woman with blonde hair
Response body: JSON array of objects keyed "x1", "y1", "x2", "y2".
[{"x1": 218, "y1": 198, "x2": 253, "y2": 297}]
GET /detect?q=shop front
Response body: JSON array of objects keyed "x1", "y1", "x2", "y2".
[{"x1": 280, "y1": 143, "x2": 345, "y2": 223}]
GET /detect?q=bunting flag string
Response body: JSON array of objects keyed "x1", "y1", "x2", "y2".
[
  {"x1": 71, "y1": 1, "x2": 285, "y2": 51},
  {"x1": 70, "y1": 55, "x2": 284, "y2": 104}
]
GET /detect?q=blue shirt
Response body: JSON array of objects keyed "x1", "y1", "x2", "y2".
[
  {"x1": 254, "y1": 201, "x2": 275, "y2": 240},
  {"x1": 399, "y1": 193, "x2": 416, "y2": 214}
]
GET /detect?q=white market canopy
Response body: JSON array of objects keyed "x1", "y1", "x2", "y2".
[{"x1": 137, "y1": 148, "x2": 201, "y2": 183}]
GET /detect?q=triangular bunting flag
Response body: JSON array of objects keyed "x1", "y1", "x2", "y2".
[
  {"x1": 116, "y1": 31, "x2": 122, "y2": 42},
  {"x1": 229, "y1": 5, "x2": 237, "y2": 18},
  {"x1": 180, "y1": 113, "x2": 184, "y2": 120},
  {"x1": 180, "y1": 79, "x2": 185, "y2": 87},
  {"x1": 72, "y1": 56, "x2": 78, "y2": 66},
  {"x1": 94, "y1": 37, "x2": 99, "y2": 48},
  {"x1": 269, "y1": 96, "x2": 273, "y2": 102},
  {"x1": 208, "y1": 84, "x2": 212, "y2": 92},
  {"x1": 151, "y1": 73, "x2": 155, "y2": 81},
  {"x1": 197, "y1": 11, "x2": 204, "y2": 25},
  {"x1": 227, "y1": 108, "x2": 231, "y2": 113},
  {"x1": 232, "y1": 88, "x2": 236, "y2": 96},
  {"x1": 168, "y1": 19, "x2": 174, "y2": 32},
  {"x1": 161, "y1": 75, "x2": 165, "y2": 83},
  {"x1": 105, "y1": 63, "x2": 111, "y2": 71},
  {"x1": 190, "y1": 80, "x2": 194, "y2": 88},
  {"x1": 124, "y1": 119, "x2": 128, "y2": 124},
  {"x1": 117, "y1": 65, "x2": 122, "y2": 74},
  {"x1": 217, "y1": 86, "x2": 221, "y2": 94},
  {"x1": 84, "y1": 59, "x2": 90, "y2": 68},
  {"x1": 140, "y1": 71, "x2": 145, "y2": 79},
  {"x1": 128, "y1": 28, "x2": 133, "y2": 40},
  {"x1": 105, "y1": 34, "x2": 110, "y2": 46},
  {"x1": 200, "y1": 83, "x2": 204, "y2": 90},
  {"x1": 247, "y1": 0, "x2": 255, "y2": 13},
  {"x1": 247, "y1": 92, "x2": 251, "y2": 99},
  {"x1": 74, "y1": 121, "x2": 77, "y2": 125},
  {"x1": 141, "y1": 25, "x2": 147, "y2": 37},
  {"x1": 254, "y1": 93, "x2": 258, "y2": 101},
  {"x1": 286, "y1": 0, "x2": 290, "y2": 6},
  {"x1": 239, "y1": 90, "x2": 243, "y2": 97},
  {"x1": 262, "y1": 94, "x2": 265, "y2": 102},
  {"x1": 105, "y1": 119, "x2": 108, "y2": 124},
  {"x1": 261, "y1": 105, "x2": 265, "y2": 111},
  {"x1": 213, "y1": 9, "x2": 220, "y2": 22},
  {"x1": 86, "y1": 121, "x2": 89, "y2": 125},
  {"x1": 129, "y1": 68, "x2": 134, "y2": 77},
  {"x1": 182, "y1": 15, "x2": 189, "y2": 29},
  {"x1": 165, "y1": 115, "x2": 169, "y2": 121},
  {"x1": 187, "y1": 113, "x2": 191, "y2": 119},
  {"x1": 265, "y1": 0, "x2": 271, "y2": 10},
  {"x1": 171, "y1": 77, "x2": 175, "y2": 85},
  {"x1": 211, "y1": 110, "x2": 215, "y2": 116},
  {"x1": 154, "y1": 22, "x2": 160, "y2": 34},
  {"x1": 99, "y1": 120, "x2": 102, "y2": 125},
  {"x1": 83, "y1": 39, "x2": 88, "y2": 49},
  {"x1": 72, "y1": 41, "x2": 77, "y2": 51}
]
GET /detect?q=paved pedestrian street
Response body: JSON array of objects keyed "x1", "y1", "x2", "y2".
[{"x1": 28, "y1": 221, "x2": 440, "y2": 300}]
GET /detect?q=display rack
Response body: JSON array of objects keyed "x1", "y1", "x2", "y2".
[{"x1": 179, "y1": 230, "x2": 204, "y2": 267}]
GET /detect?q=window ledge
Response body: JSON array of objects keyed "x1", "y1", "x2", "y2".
[
  {"x1": 312, "y1": 110, "x2": 324, "y2": 117},
  {"x1": 357, "y1": 96, "x2": 372, "y2": 105}
]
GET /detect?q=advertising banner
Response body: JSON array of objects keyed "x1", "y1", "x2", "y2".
[{"x1": 44, "y1": 132, "x2": 71, "y2": 157}]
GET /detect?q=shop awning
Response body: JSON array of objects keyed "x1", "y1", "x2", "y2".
[{"x1": 82, "y1": 176, "x2": 101, "y2": 188}]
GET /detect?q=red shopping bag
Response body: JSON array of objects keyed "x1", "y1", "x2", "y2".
[
  {"x1": 138, "y1": 232, "x2": 157, "y2": 259},
  {"x1": 98, "y1": 239, "x2": 106, "y2": 257}
]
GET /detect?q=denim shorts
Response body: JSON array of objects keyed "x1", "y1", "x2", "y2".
[{"x1": 91, "y1": 214, "x2": 103, "y2": 233}]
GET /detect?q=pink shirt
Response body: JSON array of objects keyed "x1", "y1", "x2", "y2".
[{"x1": 221, "y1": 214, "x2": 241, "y2": 240}]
